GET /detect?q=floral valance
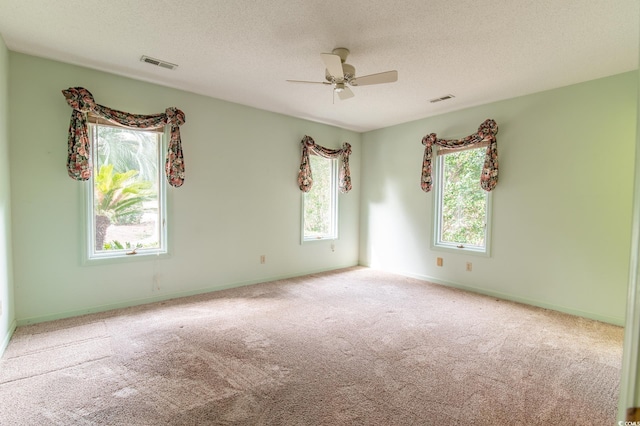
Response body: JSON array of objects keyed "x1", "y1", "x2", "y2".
[
  {"x1": 62, "y1": 87, "x2": 186, "y2": 187},
  {"x1": 298, "y1": 135, "x2": 352, "y2": 193},
  {"x1": 421, "y1": 119, "x2": 498, "y2": 193}
]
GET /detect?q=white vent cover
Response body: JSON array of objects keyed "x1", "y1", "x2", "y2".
[
  {"x1": 429, "y1": 94, "x2": 455, "y2": 103},
  {"x1": 140, "y1": 55, "x2": 178, "y2": 70}
]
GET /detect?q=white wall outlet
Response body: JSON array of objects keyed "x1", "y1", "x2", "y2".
[
  {"x1": 260, "y1": 255, "x2": 266, "y2": 264},
  {"x1": 466, "y1": 262, "x2": 472, "y2": 272}
]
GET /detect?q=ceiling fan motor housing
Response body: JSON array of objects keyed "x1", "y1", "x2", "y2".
[
  {"x1": 326, "y1": 63, "x2": 356, "y2": 83},
  {"x1": 286, "y1": 46, "x2": 396, "y2": 101}
]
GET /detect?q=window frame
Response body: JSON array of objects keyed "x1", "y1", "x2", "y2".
[
  {"x1": 432, "y1": 145, "x2": 492, "y2": 257},
  {"x1": 301, "y1": 154, "x2": 339, "y2": 243},
  {"x1": 83, "y1": 119, "x2": 170, "y2": 264}
]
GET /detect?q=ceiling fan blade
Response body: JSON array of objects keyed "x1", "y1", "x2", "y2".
[
  {"x1": 321, "y1": 53, "x2": 344, "y2": 80},
  {"x1": 351, "y1": 70, "x2": 398, "y2": 86},
  {"x1": 286, "y1": 80, "x2": 331, "y2": 85},
  {"x1": 337, "y1": 86, "x2": 355, "y2": 100}
]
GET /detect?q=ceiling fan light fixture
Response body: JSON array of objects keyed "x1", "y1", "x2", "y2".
[{"x1": 287, "y1": 48, "x2": 397, "y2": 102}]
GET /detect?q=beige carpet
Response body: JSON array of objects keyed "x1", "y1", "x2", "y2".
[{"x1": 0, "y1": 267, "x2": 623, "y2": 425}]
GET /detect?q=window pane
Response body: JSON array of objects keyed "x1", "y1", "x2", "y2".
[
  {"x1": 438, "y1": 148, "x2": 487, "y2": 248},
  {"x1": 90, "y1": 125, "x2": 164, "y2": 256},
  {"x1": 303, "y1": 155, "x2": 337, "y2": 240}
]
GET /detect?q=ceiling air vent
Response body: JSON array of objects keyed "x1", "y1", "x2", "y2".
[
  {"x1": 430, "y1": 94, "x2": 455, "y2": 103},
  {"x1": 140, "y1": 55, "x2": 178, "y2": 70}
]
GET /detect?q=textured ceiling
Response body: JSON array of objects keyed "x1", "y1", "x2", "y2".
[{"x1": 0, "y1": 0, "x2": 638, "y2": 132}]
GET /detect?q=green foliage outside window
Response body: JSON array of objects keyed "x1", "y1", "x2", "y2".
[
  {"x1": 90, "y1": 125, "x2": 160, "y2": 252},
  {"x1": 440, "y1": 148, "x2": 487, "y2": 246},
  {"x1": 303, "y1": 155, "x2": 336, "y2": 239},
  {"x1": 96, "y1": 126, "x2": 159, "y2": 182},
  {"x1": 94, "y1": 164, "x2": 154, "y2": 223}
]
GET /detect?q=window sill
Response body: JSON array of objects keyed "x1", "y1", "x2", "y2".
[
  {"x1": 432, "y1": 243, "x2": 490, "y2": 258},
  {"x1": 83, "y1": 250, "x2": 170, "y2": 266},
  {"x1": 302, "y1": 235, "x2": 338, "y2": 244}
]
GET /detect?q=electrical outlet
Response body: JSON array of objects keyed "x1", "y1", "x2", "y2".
[
  {"x1": 466, "y1": 262, "x2": 472, "y2": 272},
  {"x1": 436, "y1": 257, "x2": 443, "y2": 267},
  {"x1": 260, "y1": 255, "x2": 266, "y2": 264}
]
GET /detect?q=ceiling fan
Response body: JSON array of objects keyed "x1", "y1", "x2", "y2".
[{"x1": 287, "y1": 48, "x2": 398, "y2": 101}]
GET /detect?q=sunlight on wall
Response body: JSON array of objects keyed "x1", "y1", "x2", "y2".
[{"x1": 361, "y1": 72, "x2": 638, "y2": 325}]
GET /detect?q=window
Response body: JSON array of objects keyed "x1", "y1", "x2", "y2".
[
  {"x1": 302, "y1": 155, "x2": 338, "y2": 241},
  {"x1": 433, "y1": 146, "x2": 491, "y2": 255},
  {"x1": 86, "y1": 120, "x2": 167, "y2": 260}
]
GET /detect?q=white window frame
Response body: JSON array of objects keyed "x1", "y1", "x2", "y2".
[
  {"x1": 432, "y1": 145, "x2": 492, "y2": 257},
  {"x1": 83, "y1": 120, "x2": 169, "y2": 264},
  {"x1": 301, "y1": 155, "x2": 339, "y2": 243}
]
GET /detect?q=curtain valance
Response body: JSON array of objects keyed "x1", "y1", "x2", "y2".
[
  {"x1": 298, "y1": 135, "x2": 352, "y2": 193},
  {"x1": 420, "y1": 119, "x2": 498, "y2": 193},
  {"x1": 62, "y1": 87, "x2": 186, "y2": 187}
]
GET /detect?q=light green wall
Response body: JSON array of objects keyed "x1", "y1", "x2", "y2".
[
  {"x1": 9, "y1": 53, "x2": 361, "y2": 324},
  {"x1": 360, "y1": 72, "x2": 638, "y2": 325},
  {"x1": 0, "y1": 35, "x2": 15, "y2": 351},
  {"x1": 6, "y1": 51, "x2": 636, "y2": 327},
  {"x1": 617, "y1": 66, "x2": 640, "y2": 422}
]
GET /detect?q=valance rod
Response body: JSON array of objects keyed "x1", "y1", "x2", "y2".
[
  {"x1": 62, "y1": 87, "x2": 186, "y2": 187},
  {"x1": 297, "y1": 135, "x2": 352, "y2": 193},
  {"x1": 420, "y1": 119, "x2": 498, "y2": 193}
]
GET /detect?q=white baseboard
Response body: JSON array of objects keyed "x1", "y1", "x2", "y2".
[
  {"x1": 363, "y1": 264, "x2": 625, "y2": 326},
  {"x1": 1, "y1": 319, "x2": 17, "y2": 358},
  {"x1": 16, "y1": 262, "x2": 622, "y2": 328},
  {"x1": 16, "y1": 263, "x2": 359, "y2": 326}
]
